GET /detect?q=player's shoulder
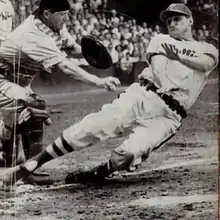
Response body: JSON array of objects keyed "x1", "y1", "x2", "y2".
[
  {"x1": 149, "y1": 33, "x2": 171, "y2": 42},
  {"x1": 194, "y1": 39, "x2": 218, "y2": 54}
]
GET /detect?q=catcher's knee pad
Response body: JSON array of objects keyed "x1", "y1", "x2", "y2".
[
  {"x1": 18, "y1": 93, "x2": 51, "y2": 126},
  {"x1": 110, "y1": 149, "x2": 134, "y2": 171}
]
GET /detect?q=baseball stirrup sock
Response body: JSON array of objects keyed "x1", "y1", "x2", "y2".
[
  {"x1": 46, "y1": 136, "x2": 75, "y2": 158},
  {"x1": 24, "y1": 136, "x2": 74, "y2": 172}
]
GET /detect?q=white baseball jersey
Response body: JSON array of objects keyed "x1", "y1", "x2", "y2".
[
  {"x1": 0, "y1": 14, "x2": 75, "y2": 86},
  {"x1": 146, "y1": 34, "x2": 218, "y2": 110},
  {"x1": 0, "y1": 0, "x2": 14, "y2": 42}
]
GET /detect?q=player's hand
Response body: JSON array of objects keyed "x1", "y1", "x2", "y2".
[
  {"x1": 98, "y1": 77, "x2": 121, "y2": 91},
  {"x1": 161, "y1": 43, "x2": 179, "y2": 61}
]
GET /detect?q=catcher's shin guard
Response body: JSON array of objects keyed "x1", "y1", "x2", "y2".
[
  {"x1": 18, "y1": 93, "x2": 52, "y2": 160},
  {"x1": 65, "y1": 162, "x2": 114, "y2": 184},
  {"x1": 19, "y1": 118, "x2": 44, "y2": 160},
  {"x1": 1, "y1": 125, "x2": 23, "y2": 167}
]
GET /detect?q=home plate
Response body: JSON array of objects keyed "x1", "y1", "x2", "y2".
[
  {"x1": 121, "y1": 157, "x2": 217, "y2": 177},
  {"x1": 129, "y1": 194, "x2": 217, "y2": 207}
]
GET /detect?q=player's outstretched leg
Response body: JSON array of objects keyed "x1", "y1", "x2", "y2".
[
  {"x1": 65, "y1": 117, "x2": 180, "y2": 184},
  {"x1": 2, "y1": 134, "x2": 77, "y2": 185}
]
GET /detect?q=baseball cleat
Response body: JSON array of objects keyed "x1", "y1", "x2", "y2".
[
  {"x1": 2, "y1": 165, "x2": 54, "y2": 186},
  {"x1": 65, "y1": 163, "x2": 113, "y2": 184}
]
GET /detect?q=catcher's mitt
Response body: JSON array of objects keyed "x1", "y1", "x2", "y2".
[{"x1": 81, "y1": 35, "x2": 113, "y2": 69}]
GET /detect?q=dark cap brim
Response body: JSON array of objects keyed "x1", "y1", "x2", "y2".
[{"x1": 160, "y1": 10, "x2": 190, "y2": 23}]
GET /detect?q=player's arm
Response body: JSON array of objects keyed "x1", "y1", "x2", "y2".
[
  {"x1": 161, "y1": 43, "x2": 218, "y2": 72},
  {"x1": 22, "y1": 33, "x2": 120, "y2": 91},
  {"x1": 56, "y1": 59, "x2": 111, "y2": 87}
]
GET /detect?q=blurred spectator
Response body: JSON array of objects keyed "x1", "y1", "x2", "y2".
[
  {"x1": 76, "y1": 13, "x2": 87, "y2": 26},
  {"x1": 71, "y1": 0, "x2": 83, "y2": 13},
  {"x1": 119, "y1": 52, "x2": 137, "y2": 84},
  {"x1": 138, "y1": 42, "x2": 147, "y2": 62},
  {"x1": 110, "y1": 33, "x2": 120, "y2": 47},
  {"x1": 132, "y1": 19, "x2": 137, "y2": 26},
  {"x1": 203, "y1": 0, "x2": 216, "y2": 13},
  {"x1": 98, "y1": 34, "x2": 105, "y2": 42},
  {"x1": 142, "y1": 22, "x2": 148, "y2": 33},
  {"x1": 119, "y1": 16, "x2": 125, "y2": 25},
  {"x1": 122, "y1": 27, "x2": 132, "y2": 40},
  {"x1": 88, "y1": 14, "x2": 99, "y2": 25},
  {"x1": 136, "y1": 25, "x2": 144, "y2": 35},
  {"x1": 89, "y1": 0, "x2": 102, "y2": 11},
  {"x1": 102, "y1": 32, "x2": 111, "y2": 47},
  {"x1": 107, "y1": 43, "x2": 119, "y2": 63},
  {"x1": 115, "y1": 45, "x2": 123, "y2": 57},
  {"x1": 83, "y1": 23, "x2": 92, "y2": 35},
  {"x1": 123, "y1": 41, "x2": 134, "y2": 56},
  {"x1": 154, "y1": 25, "x2": 161, "y2": 34},
  {"x1": 75, "y1": 33, "x2": 82, "y2": 44},
  {"x1": 111, "y1": 10, "x2": 119, "y2": 24},
  {"x1": 90, "y1": 28, "x2": 99, "y2": 36},
  {"x1": 120, "y1": 38, "x2": 129, "y2": 50}
]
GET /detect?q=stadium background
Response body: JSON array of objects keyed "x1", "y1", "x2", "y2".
[{"x1": 8, "y1": 0, "x2": 219, "y2": 94}]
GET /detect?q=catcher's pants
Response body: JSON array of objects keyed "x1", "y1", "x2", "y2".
[
  {"x1": 0, "y1": 79, "x2": 33, "y2": 130},
  {"x1": 0, "y1": 79, "x2": 45, "y2": 163},
  {"x1": 63, "y1": 83, "x2": 182, "y2": 171}
]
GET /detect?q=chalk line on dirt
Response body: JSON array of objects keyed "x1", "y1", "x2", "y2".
[
  {"x1": 121, "y1": 156, "x2": 217, "y2": 177},
  {"x1": 129, "y1": 194, "x2": 217, "y2": 207}
]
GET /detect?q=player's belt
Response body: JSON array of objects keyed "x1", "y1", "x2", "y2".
[
  {"x1": 140, "y1": 79, "x2": 187, "y2": 119},
  {"x1": 0, "y1": 69, "x2": 6, "y2": 79}
]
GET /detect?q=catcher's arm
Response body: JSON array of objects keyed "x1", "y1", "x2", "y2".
[{"x1": 56, "y1": 59, "x2": 120, "y2": 90}]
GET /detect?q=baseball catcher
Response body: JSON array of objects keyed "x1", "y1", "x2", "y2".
[
  {"x1": 2, "y1": 4, "x2": 218, "y2": 185},
  {"x1": 0, "y1": 0, "x2": 119, "y2": 176}
]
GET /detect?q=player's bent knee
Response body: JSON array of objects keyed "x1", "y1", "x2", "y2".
[{"x1": 110, "y1": 149, "x2": 134, "y2": 171}]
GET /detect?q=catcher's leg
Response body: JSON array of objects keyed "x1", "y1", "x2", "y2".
[
  {"x1": 65, "y1": 116, "x2": 181, "y2": 184},
  {"x1": 0, "y1": 81, "x2": 30, "y2": 167},
  {"x1": 1, "y1": 124, "x2": 23, "y2": 167}
]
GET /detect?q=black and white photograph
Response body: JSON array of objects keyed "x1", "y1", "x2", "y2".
[{"x1": 0, "y1": 0, "x2": 219, "y2": 219}]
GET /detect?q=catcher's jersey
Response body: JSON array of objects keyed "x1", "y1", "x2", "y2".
[
  {"x1": 0, "y1": 0, "x2": 14, "y2": 42},
  {"x1": 146, "y1": 34, "x2": 218, "y2": 110},
  {"x1": 0, "y1": 14, "x2": 75, "y2": 86}
]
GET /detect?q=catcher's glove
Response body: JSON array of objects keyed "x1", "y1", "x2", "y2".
[{"x1": 81, "y1": 35, "x2": 113, "y2": 69}]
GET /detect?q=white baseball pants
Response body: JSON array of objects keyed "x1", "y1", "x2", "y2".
[{"x1": 63, "y1": 83, "x2": 182, "y2": 171}]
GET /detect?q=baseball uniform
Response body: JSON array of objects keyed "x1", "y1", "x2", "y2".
[
  {"x1": 42, "y1": 33, "x2": 218, "y2": 172},
  {"x1": 0, "y1": 14, "x2": 75, "y2": 128}
]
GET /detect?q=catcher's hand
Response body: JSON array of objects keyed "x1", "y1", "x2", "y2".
[
  {"x1": 81, "y1": 35, "x2": 113, "y2": 69},
  {"x1": 98, "y1": 77, "x2": 121, "y2": 92}
]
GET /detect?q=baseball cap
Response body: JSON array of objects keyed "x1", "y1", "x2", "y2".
[
  {"x1": 160, "y1": 3, "x2": 192, "y2": 23},
  {"x1": 39, "y1": 0, "x2": 70, "y2": 13}
]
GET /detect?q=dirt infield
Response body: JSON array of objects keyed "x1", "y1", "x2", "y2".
[{"x1": 0, "y1": 77, "x2": 218, "y2": 220}]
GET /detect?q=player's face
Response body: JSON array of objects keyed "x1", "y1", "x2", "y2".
[
  {"x1": 166, "y1": 15, "x2": 192, "y2": 38},
  {"x1": 47, "y1": 10, "x2": 69, "y2": 31}
]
